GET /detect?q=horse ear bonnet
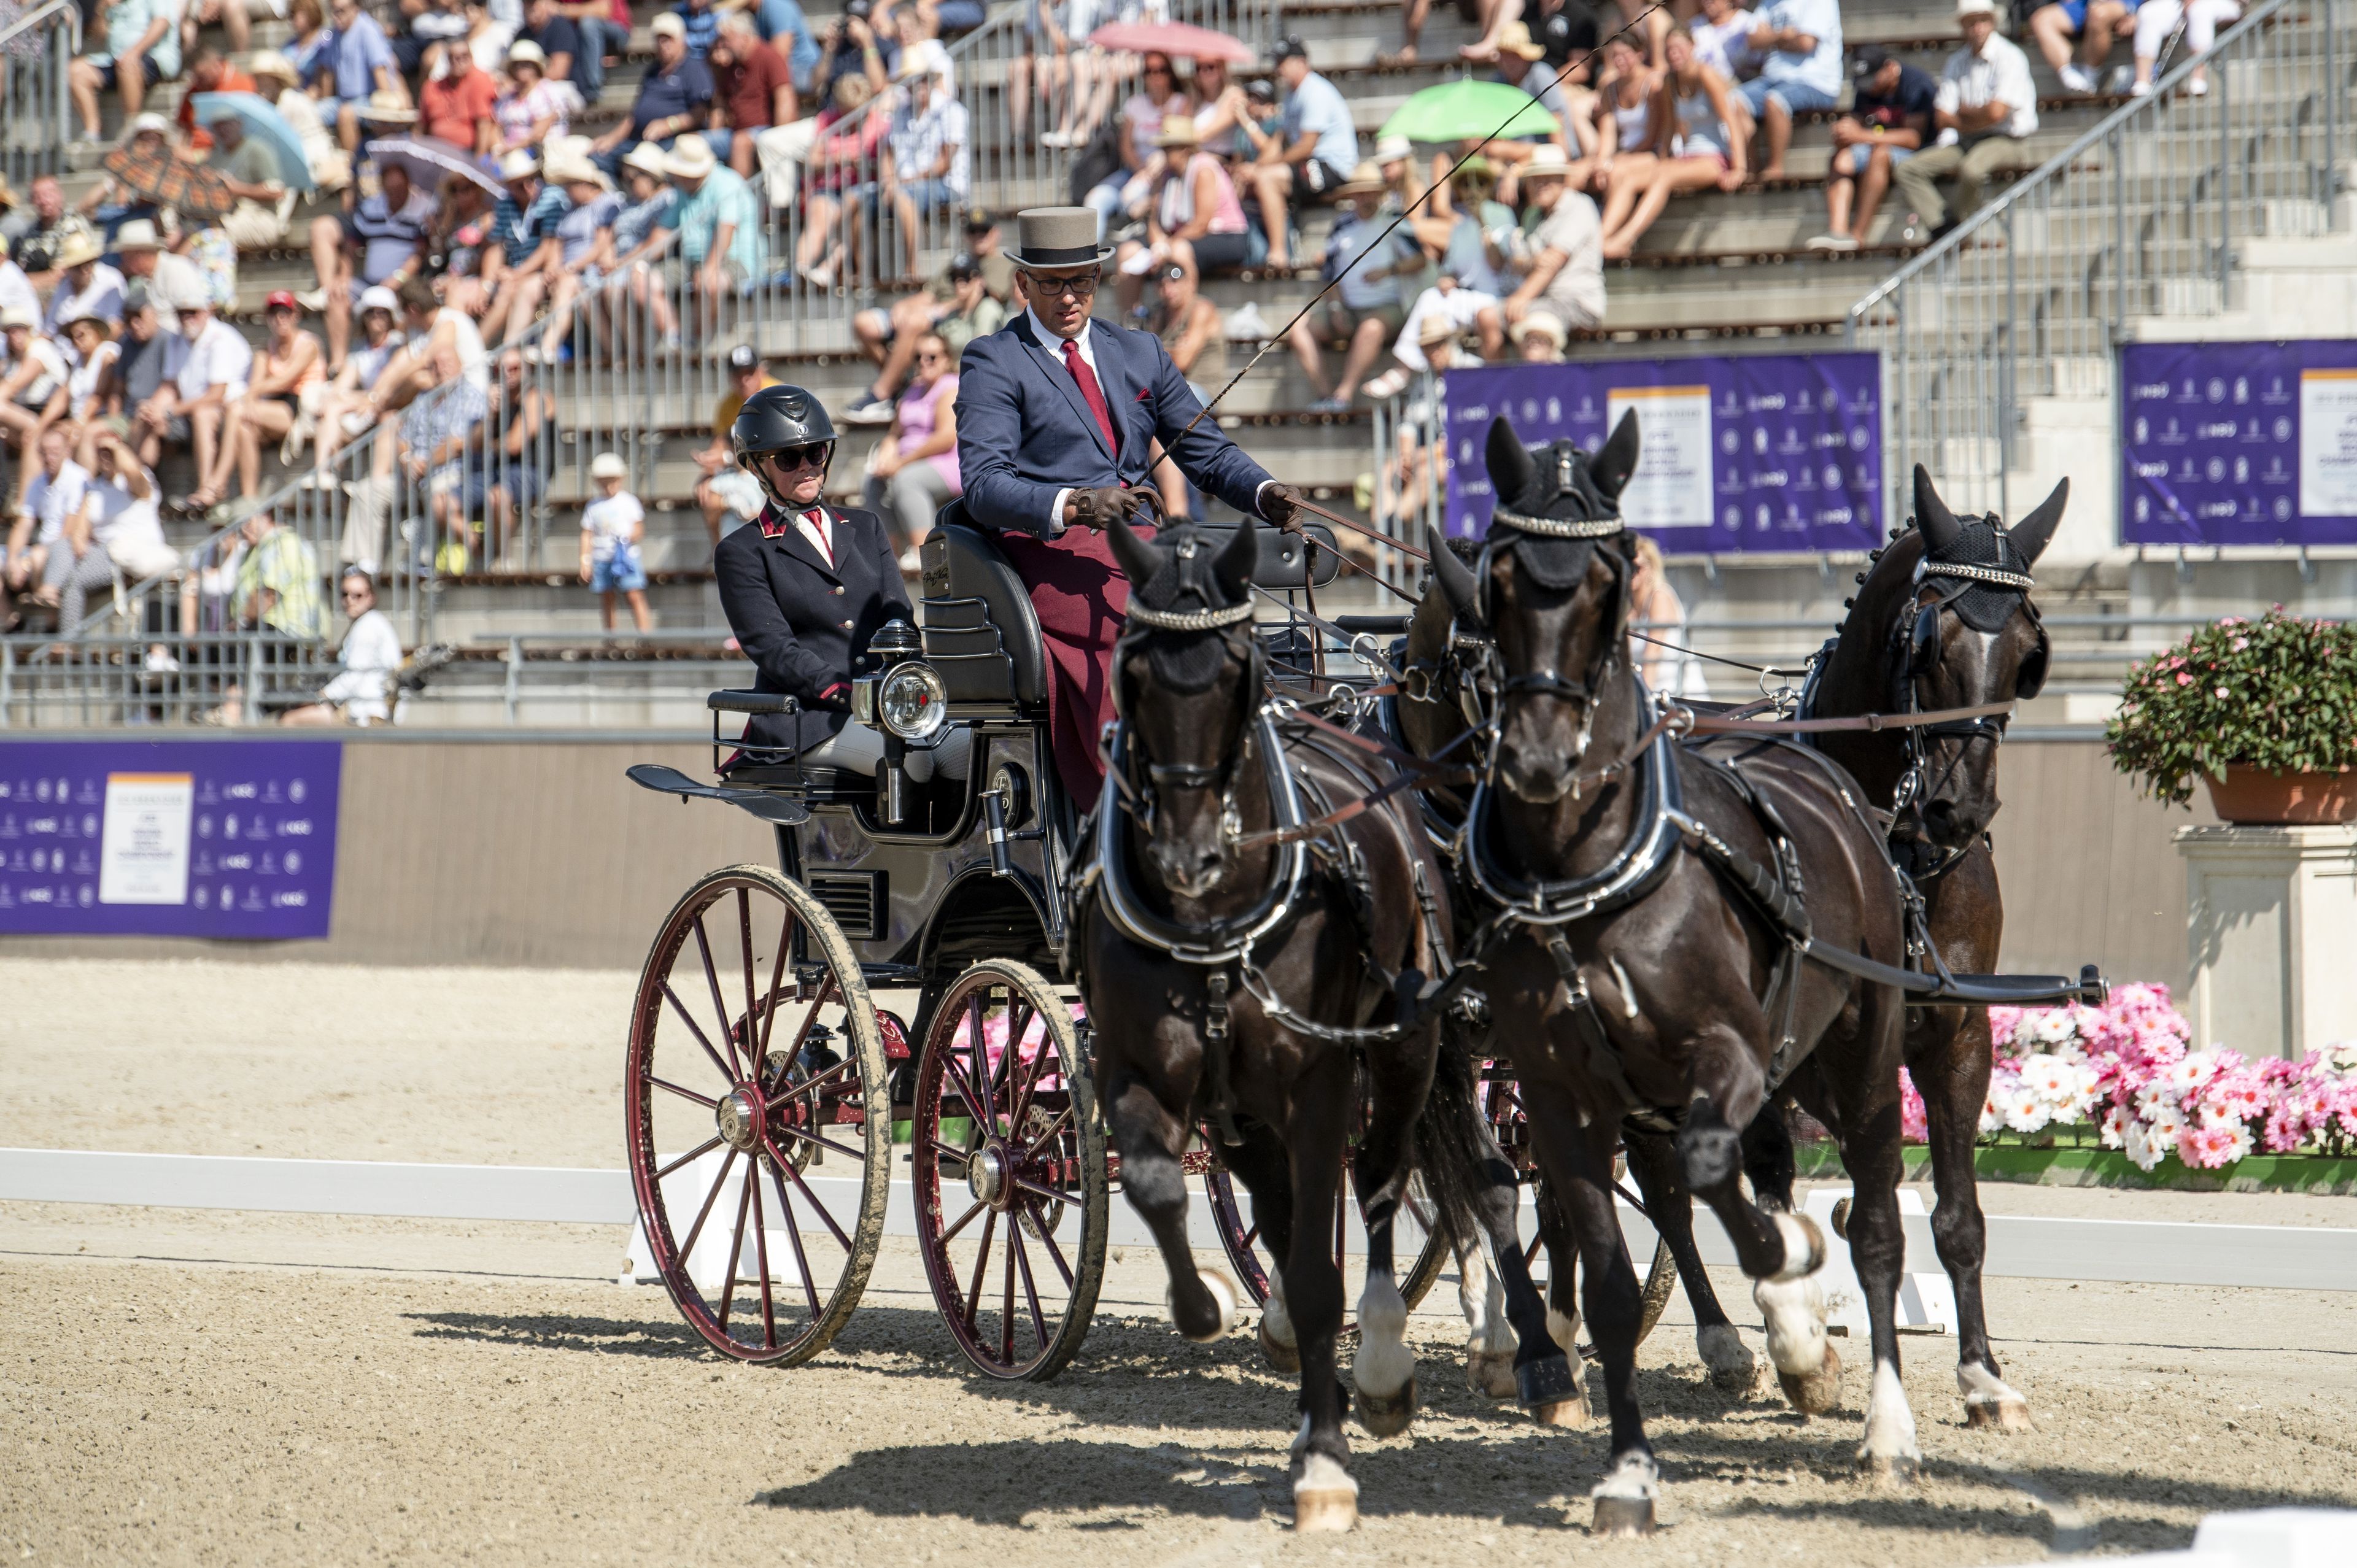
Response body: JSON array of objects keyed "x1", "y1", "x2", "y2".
[
  {"x1": 1130, "y1": 524, "x2": 1241, "y2": 693},
  {"x1": 1500, "y1": 440, "x2": 1615, "y2": 590},
  {"x1": 1933, "y1": 514, "x2": 2038, "y2": 634}
]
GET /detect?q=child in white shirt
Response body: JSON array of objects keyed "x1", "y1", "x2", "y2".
[{"x1": 579, "y1": 451, "x2": 651, "y2": 633}]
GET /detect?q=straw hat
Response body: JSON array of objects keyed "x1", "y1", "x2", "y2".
[
  {"x1": 1329, "y1": 160, "x2": 1387, "y2": 199},
  {"x1": 1374, "y1": 133, "x2": 1412, "y2": 164},
  {"x1": 248, "y1": 49, "x2": 297, "y2": 84},
  {"x1": 358, "y1": 88, "x2": 417, "y2": 125},
  {"x1": 497, "y1": 148, "x2": 541, "y2": 181},
  {"x1": 1495, "y1": 20, "x2": 1546, "y2": 61},
  {"x1": 1417, "y1": 313, "x2": 1460, "y2": 347},
  {"x1": 1004, "y1": 206, "x2": 1111, "y2": 272},
  {"x1": 663, "y1": 137, "x2": 717, "y2": 179},
  {"x1": 1519, "y1": 143, "x2": 1573, "y2": 179},
  {"x1": 589, "y1": 452, "x2": 627, "y2": 479},
  {"x1": 0, "y1": 305, "x2": 36, "y2": 330},
  {"x1": 506, "y1": 38, "x2": 546, "y2": 66},
  {"x1": 622, "y1": 142, "x2": 671, "y2": 178},
  {"x1": 114, "y1": 218, "x2": 163, "y2": 251},
  {"x1": 1153, "y1": 113, "x2": 1200, "y2": 149},
  {"x1": 545, "y1": 151, "x2": 611, "y2": 190},
  {"x1": 52, "y1": 229, "x2": 102, "y2": 271},
  {"x1": 1512, "y1": 314, "x2": 1567, "y2": 349}
]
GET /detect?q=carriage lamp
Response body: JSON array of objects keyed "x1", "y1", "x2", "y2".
[{"x1": 877, "y1": 662, "x2": 948, "y2": 743}]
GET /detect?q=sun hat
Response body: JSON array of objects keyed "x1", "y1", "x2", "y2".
[
  {"x1": 1374, "y1": 133, "x2": 1412, "y2": 164},
  {"x1": 1330, "y1": 160, "x2": 1386, "y2": 198},
  {"x1": 1003, "y1": 206, "x2": 1112, "y2": 271},
  {"x1": 115, "y1": 218, "x2": 163, "y2": 252},
  {"x1": 358, "y1": 284, "x2": 400, "y2": 314},
  {"x1": 1153, "y1": 113, "x2": 1200, "y2": 148},
  {"x1": 61, "y1": 305, "x2": 114, "y2": 334},
  {"x1": 52, "y1": 230, "x2": 103, "y2": 270},
  {"x1": 1956, "y1": 0, "x2": 1996, "y2": 15},
  {"x1": 622, "y1": 142, "x2": 671, "y2": 178},
  {"x1": 1495, "y1": 19, "x2": 1546, "y2": 60},
  {"x1": 125, "y1": 111, "x2": 173, "y2": 141},
  {"x1": 0, "y1": 305, "x2": 36, "y2": 330},
  {"x1": 1417, "y1": 314, "x2": 1460, "y2": 347},
  {"x1": 497, "y1": 148, "x2": 541, "y2": 181},
  {"x1": 649, "y1": 11, "x2": 685, "y2": 37},
  {"x1": 590, "y1": 452, "x2": 628, "y2": 479},
  {"x1": 663, "y1": 137, "x2": 717, "y2": 179},
  {"x1": 544, "y1": 149, "x2": 609, "y2": 188},
  {"x1": 265, "y1": 289, "x2": 299, "y2": 311},
  {"x1": 358, "y1": 88, "x2": 417, "y2": 124},
  {"x1": 1519, "y1": 142, "x2": 1573, "y2": 179},
  {"x1": 248, "y1": 49, "x2": 297, "y2": 83},
  {"x1": 1512, "y1": 313, "x2": 1566, "y2": 348},
  {"x1": 506, "y1": 38, "x2": 546, "y2": 66}
]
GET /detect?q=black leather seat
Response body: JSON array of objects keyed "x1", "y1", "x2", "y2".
[{"x1": 919, "y1": 506, "x2": 1050, "y2": 706}]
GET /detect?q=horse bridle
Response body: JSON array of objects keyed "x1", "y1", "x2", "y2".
[{"x1": 1112, "y1": 574, "x2": 1264, "y2": 836}]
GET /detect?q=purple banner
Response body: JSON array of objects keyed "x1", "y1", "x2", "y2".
[
  {"x1": 1439, "y1": 352, "x2": 1884, "y2": 550},
  {"x1": 2119, "y1": 340, "x2": 2357, "y2": 546},
  {"x1": 0, "y1": 741, "x2": 341, "y2": 939}
]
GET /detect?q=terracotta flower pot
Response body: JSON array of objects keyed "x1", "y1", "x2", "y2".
[{"x1": 2202, "y1": 766, "x2": 2357, "y2": 825}]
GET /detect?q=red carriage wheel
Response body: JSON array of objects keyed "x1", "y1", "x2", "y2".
[
  {"x1": 625, "y1": 865, "x2": 892, "y2": 1364},
  {"x1": 911, "y1": 960, "x2": 1109, "y2": 1381}
]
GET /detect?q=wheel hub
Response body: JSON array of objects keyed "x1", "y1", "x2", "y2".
[
  {"x1": 967, "y1": 1142, "x2": 1010, "y2": 1207},
  {"x1": 716, "y1": 1088, "x2": 764, "y2": 1153}
]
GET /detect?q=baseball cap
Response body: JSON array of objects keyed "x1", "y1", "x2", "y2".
[
  {"x1": 590, "y1": 452, "x2": 628, "y2": 479},
  {"x1": 727, "y1": 343, "x2": 761, "y2": 370},
  {"x1": 962, "y1": 207, "x2": 996, "y2": 232},
  {"x1": 1158, "y1": 262, "x2": 1186, "y2": 284},
  {"x1": 1955, "y1": 0, "x2": 1996, "y2": 15},
  {"x1": 1245, "y1": 77, "x2": 1277, "y2": 101},
  {"x1": 123, "y1": 281, "x2": 154, "y2": 312},
  {"x1": 358, "y1": 285, "x2": 399, "y2": 314},
  {"x1": 1273, "y1": 34, "x2": 1307, "y2": 61},
  {"x1": 1848, "y1": 42, "x2": 1892, "y2": 81},
  {"x1": 650, "y1": 11, "x2": 685, "y2": 37},
  {"x1": 266, "y1": 290, "x2": 298, "y2": 311},
  {"x1": 947, "y1": 253, "x2": 981, "y2": 281}
]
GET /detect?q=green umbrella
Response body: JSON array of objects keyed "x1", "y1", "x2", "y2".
[{"x1": 1379, "y1": 77, "x2": 1562, "y2": 144}]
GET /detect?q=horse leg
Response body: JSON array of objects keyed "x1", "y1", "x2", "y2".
[
  {"x1": 1104, "y1": 1071, "x2": 1238, "y2": 1342},
  {"x1": 1672, "y1": 1026, "x2": 1843, "y2": 1417},
  {"x1": 1624, "y1": 1128, "x2": 1759, "y2": 1396},
  {"x1": 1914, "y1": 1006, "x2": 2031, "y2": 1431},
  {"x1": 1217, "y1": 1122, "x2": 1301, "y2": 1372},
  {"x1": 1533, "y1": 1178, "x2": 1585, "y2": 1378},
  {"x1": 1283, "y1": 1075, "x2": 1358, "y2": 1532},
  {"x1": 1528, "y1": 1083, "x2": 1657, "y2": 1534},
  {"x1": 1347, "y1": 1043, "x2": 1433, "y2": 1439},
  {"x1": 1827, "y1": 1001, "x2": 1921, "y2": 1477},
  {"x1": 1454, "y1": 1235, "x2": 1519, "y2": 1399}
]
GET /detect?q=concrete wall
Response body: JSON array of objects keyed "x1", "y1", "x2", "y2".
[{"x1": 0, "y1": 735, "x2": 2211, "y2": 990}]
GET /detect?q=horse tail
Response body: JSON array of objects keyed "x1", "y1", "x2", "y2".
[{"x1": 1409, "y1": 1014, "x2": 1509, "y2": 1258}]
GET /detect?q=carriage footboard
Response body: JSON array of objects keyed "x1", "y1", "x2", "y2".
[
  {"x1": 624, "y1": 763, "x2": 813, "y2": 826},
  {"x1": 1802, "y1": 938, "x2": 2108, "y2": 1010}
]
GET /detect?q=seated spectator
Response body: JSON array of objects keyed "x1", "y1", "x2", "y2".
[
  {"x1": 323, "y1": 0, "x2": 409, "y2": 153},
  {"x1": 532, "y1": 155, "x2": 621, "y2": 358},
  {"x1": 59, "y1": 311, "x2": 125, "y2": 449},
  {"x1": 513, "y1": 0, "x2": 583, "y2": 88},
  {"x1": 553, "y1": 0, "x2": 624, "y2": 101},
  {"x1": 114, "y1": 286, "x2": 189, "y2": 469},
  {"x1": 0, "y1": 239, "x2": 33, "y2": 328},
  {"x1": 476, "y1": 349, "x2": 552, "y2": 561},
  {"x1": 143, "y1": 284, "x2": 251, "y2": 509},
  {"x1": 1895, "y1": 0, "x2": 2039, "y2": 241},
  {"x1": 1500, "y1": 142, "x2": 1606, "y2": 339},
  {"x1": 427, "y1": 173, "x2": 497, "y2": 315},
  {"x1": 1285, "y1": 163, "x2": 1419, "y2": 412},
  {"x1": 859, "y1": 331, "x2": 959, "y2": 564},
  {"x1": 2132, "y1": 0, "x2": 2241, "y2": 95},
  {"x1": 1486, "y1": 20, "x2": 1581, "y2": 147},
  {"x1": 495, "y1": 39, "x2": 568, "y2": 150},
  {"x1": 69, "y1": 0, "x2": 180, "y2": 144},
  {"x1": 314, "y1": 286, "x2": 405, "y2": 487},
  {"x1": 1379, "y1": 315, "x2": 1459, "y2": 523},
  {"x1": 710, "y1": 12, "x2": 797, "y2": 177},
  {"x1": 1627, "y1": 533, "x2": 1706, "y2": 695},
  {"x1": 2028, "y1": 0, "x2": 2133, "y2": 94},
  {"x1": 192, "y1": 292, "x2": 324, "y2": 509},
  {"x1": 1423, "y1": 155, "x2": 1522, "y2": 299},
  {"x1": 42, "y1": 231, "x2": 126, "y2": 338},
  {"x1": 35, "y1": 471, "x2": 118, "y2": 636},
  {"x1": 1370, "y1": 274, "x2": 1504, "y2": 400},
  {"x1": 1145, "y1": 257, "x2": 1225, "y2": 520},
  {"x1": 394, "y1": 0, "x2": 473, "y2": 79},
  {"x1": 1182, "y1": 53, "x2": 1239, "y2": 145},
  {"x1": 177, "y1": 207, "x2": 241, "y2": 313},
  {"x1": 4, "y1": 428, "x2": 85, "y2": 629},
  {"x1": 1690, "y1": 0, "x2": 1762, "y2": 85},
  {"x1": 305, "y1": 161, "x2": 436, "y2": 372},
  {"x1": 205, "y1": 110, "x2": 294, "y2": 256},
  {"x1": 865, "y1": 58, "x2": 969, "y2": 282},
  {"x1": 229, "y1": 509, "x2": 326, "y2": 644},
  {"x1": 585, "y1": 144, "x2": 684, "y2": 355},
  {"x1": 813, "y1": 1, "x2": 896, "y2": 111},
  {"x1": 6, "y1": 176, "x2": 77, "y2": 279},
  {"x1": 1110, "y1": 116, "x2": 1249, "y2": 312},
  {"x1": 283, "y1": 569, "x2": 403, "y2": 725},
  {"x1": 1601, "y1": 26, "x2": 1747, "y2": 258},
  {"x1": 1810, "y1": 43, "x2": 1933, "y2": 251},
  {"x1": 1580, "y1": 32, "x2": 1668, "y2": 202},
  {"x1": 1249, "y1": 39, "x2": 1361, "y2": 271},
  {"x1": 421, "y1": 34, "x2": 503, "y2": 155},
  {"x1": 175, "y1": 48, "x2": 257, "y2": 156},
  {"x1": 1739, "y1": 0, "x2": 1842, "y2": 180},
  {"x1": 795, "y1": 74, "x2": 885, "y2": 288},
  {"x1": 729, "y1": 0, "x2": 820, "y2": 95},
  {"x1": 1082, "y1": 52, "x2": 1188, "y2": 243},
  {"x1": 844, "y1": 207, "x2": 1004, "y2": 420},
  {"x1": 678, "y1": 0, "x2": 723, "y2": 57},
  {"x1": 479, "y1": 150, "x2": 571, "y2": 350},
  {"x1": 1511, "y1": 311, "x2": 1566, "y2": 361},
  {"x1": 82, "y1": 431, "x2": 181, "y2": 590},
  {"x1": 580, "y1": 452, "x2": 652, "y2": 632},
  {"x1": 395, "y1": 341, "x2": 490, "y2": 568},
  {"x1": 0, "y1": 308, "x2": 69, "y2": 507},
  {"x1": 250, "y1": 51, "x2": 350, "y2": 193},
  {"x1": 109, "y1": 222, "x2": 202, "y2": 333},
  {"x1": 667, "y1": 137, "x2": 764, "y2": 338},
  {"x1": 592, "y1": 13, "x2": 716, "y2": 175},
  {"x1": 286, "y1": 0, "x2": 340, "y2": 101},
  {"x1": 696, "y1": 344, "x2": 778, "y2": 543}
]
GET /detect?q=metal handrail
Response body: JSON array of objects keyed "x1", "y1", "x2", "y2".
[{"x1": 0, "y1": 0, "x2": 79, "y2": 52}]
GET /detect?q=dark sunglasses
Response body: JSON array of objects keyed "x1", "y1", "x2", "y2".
[
  {"x1": 765, "y1": 443, "x2": 831, "y2": 470},
  {"x1": 1026, "y1": 271, "x2": 1098, "y2": 298}
]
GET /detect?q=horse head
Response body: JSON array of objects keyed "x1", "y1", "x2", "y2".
[
  {"x1": 1105, "y1": 514, "x2": 1262, "y2": 898},
  {"x1": 1835, "y1": 465, "x2": 2063, "y2": 850},
  {"x1": 1465, "y1": 410, "x2": 1641, "y2": 805}
]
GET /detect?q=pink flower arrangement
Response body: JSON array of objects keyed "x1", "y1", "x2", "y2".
[{"x1": 1901, "y1": 984, "x2": 2357, "y2": 1172}]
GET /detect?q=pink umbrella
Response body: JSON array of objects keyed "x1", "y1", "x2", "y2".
[{"x1": 1086, "y1": 19, "x2": 1256, "y2": 63}]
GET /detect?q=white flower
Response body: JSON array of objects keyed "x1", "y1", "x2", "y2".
[
  {"x1": 2030, "y1": 1010, "x2": 2076, "y2": 1046},
  {"x1": 2000, "y1": 1087, "x2": 2052, "y2": 1134},
  {"x1": 2167, "y1": 1051, "x2": 2221, "y2": 1095},
  {"x1": 2123, "y1": 1120, "x2": 2167, "y2": 1172},
  {"x1": 2100, "y1": 1103, "x2": 2132, "y2": 1149},
  {"x1": 2145, "y1": 1100, "x2": 2188, "y2": 1140}
]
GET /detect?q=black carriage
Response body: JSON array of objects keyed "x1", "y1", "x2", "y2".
[{"x1": 624, "y1": 514, "x2": 1464, "y2": 1377}]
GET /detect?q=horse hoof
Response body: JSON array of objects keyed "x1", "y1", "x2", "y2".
[
  {"x1": 1516, "y1": 1352, "x2": 1579, "y2": 1412},
  {"x1": 1355, "y1": 1375, "x2": 1417, "y2": 1438},
  {"x1": 1532, "y1": 1397, "x2": 1590, "y2": 1427},
  {"x1": 1857, "y1": 1450, "x2": 1918, "y2": 1485},
  {"x1": 1259, "y1": 1316, "x2": 1300, "y2": 1374},
  {"x1": 1591, "y1": 1495, "x2": 1656, "y2": 1537},
  {"x1": 1778, "y1": 1341, "x2": 1843, "y2": 1417},
  {"x1": 1294, "y1": 1489, "x2": 1358, "y2": 1533},
  {"x1": 1965, "y1": 1397, "x2": 2034, "y2": 1433},
  {"x1": 1697, "y1": 1324, "x2": 1760, "y2": 1396},
  {"x1": 1468, "y1": 1348, "x2": 1519, "y2": 1400},
  {"x1": 1169, "y1": 1269, "x2": 1238, "y2": 1343}
]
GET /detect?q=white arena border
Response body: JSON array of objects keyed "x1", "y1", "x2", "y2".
[{"x1": 10, "y1": 1146, "x2": 2357, "y2": 1293}]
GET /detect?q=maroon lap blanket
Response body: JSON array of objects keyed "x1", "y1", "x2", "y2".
[{"x1": 992, "y1": 523, "x2": 1152, "y2": 814}]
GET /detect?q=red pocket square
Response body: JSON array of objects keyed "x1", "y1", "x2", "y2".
[{"x1": 1133, "y1": 387, "x2": 1151, "y2": 400}]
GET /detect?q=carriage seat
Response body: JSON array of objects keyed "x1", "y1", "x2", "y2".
[{"x1": 919, "y1": 510, "x2": 1050, "y2": 707}]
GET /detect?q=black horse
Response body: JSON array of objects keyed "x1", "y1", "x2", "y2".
[
  {"x1": 1419, "y1": 412, "x2": 1919, "y2": 1532},
  {"x1": 1801, "y1": 465, "x2": 2065, "y2": 1431},
  {"x1": 1081, "y1": 516, "x2": 1566, "y2": 1532}
]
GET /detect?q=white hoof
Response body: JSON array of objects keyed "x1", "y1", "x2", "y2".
[
  {"x1": 1855, "y1": 1358, "x2": 1921, "y2": 1478},
  {"x1": 1167, "y1": 1269, "x2": 1239, "y2": 1343},
  {"x1": 1958, "y1": 1362, "x2": 2034, "y2": 1432},
  {"x1": 1696, "y1": 1323, "x2": 1760, "y2": 1396},
  {"x1": 1260, "y1": 1274, "x2": 1299, "y2": 1372},
  {"x1": 1589, "y1": 1451, "x2": 1659, "y2": 1535},
  {"x1": 1768, "y1": 1211, "x2": 1827, "y2": 1282},
  {"x1": 1293, "y1": 1452, "x2": 1358, "y2": 1532},
  {"x1": 1755, "y1": 1274, "x2": 1839, "y2": 1416},
  {"x1": 1352, "y1": 1273, "x2": 1417, "y2": 1436},
  {"x1": 1467, "y1": 1346, "x2": 1519, "y2": 1400}
]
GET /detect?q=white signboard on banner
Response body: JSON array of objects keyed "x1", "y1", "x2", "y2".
[
  {"x1": 98, "y1": 772, "x2": 193, "y2": 906},
  {"x1": 2299, "y1": 368, "x2": 2357, "y2": 516},
  {"x1": 1606, "y1": 384, "x2": 1713, "y2": 528}
]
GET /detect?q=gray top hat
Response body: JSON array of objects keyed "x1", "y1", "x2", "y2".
[{"x1": 1006, "y1": 206, "x2": 1113, "y2": 272}]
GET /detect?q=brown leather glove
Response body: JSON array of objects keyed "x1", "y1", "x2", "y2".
[
  {"x1": 1066, "y1": 485, "x2": 1145, "y2": 531},
  {"x1": 1259, "y1": 482, "x2": 1306, "y2": 533}
]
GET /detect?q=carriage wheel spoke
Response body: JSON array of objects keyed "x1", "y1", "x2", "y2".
[
  {"x1": 655, "y1": 1135, "x2": 726, "y2": 1180},
  {"x1": 776, "y1": 973, "x2": 840, "y2": 1076},
  {"x1": 1028, "y1": 1205, "x2": 1076, "y2": 1288},
  {"x1": 692, "y1": 915, "x2": 745, "y2": 1079},
  {"x1": 959, "y1": 994, "x2": 996, "y2": 1134},
  {"x1": 1009, "y1": 1219, "x2": 1049, "y2": 1352},
  {"x1": 676, "y1": 1146, "x2": 740, "y2": 1261},
  {"x1": 755, "y1": 906, "x2": 797, "y2": 1062},
  {"x1": 1011, "y1": 1175, "x2": 1075, "y2": 1208},
  {"x1": 963, "y1": 1209, "x2": 998, "y2": 1330},
  {"x1": 995, "y1": 997, "x2": 1031, "y2": 1099},
  {"x1": 772, "y1": 1143, "x2": 854, "y2": 1252},
  {"x1": 662, "y1": 982, "x2": 739, "y2": 1087},
  {"x1": 772, "y1": 1122, "x2": 865, "y2": 1163},
  {"x1": 735, "y1": 888, "x2": 762, "y2": 1077},
  {"x1": 1002, "y1": 1219, "x2": 1018, "y2": 1363},
  {"x1": 940, "y1": 1197, "x2": 988, "y2": 1244},
  {"x1": 716, "y1": 1165, "x2": 755, "y2": 1335},
  {"x1": 750, "y1": 1156, "x2": 777, "y2": 1350},
  {"x1": 651, "y1": 1076, "x2": 719, "y2": 1110},
  {"x1": 1021, "y1": 1104, "x2": 1075, "y2": 1157},
  {"x1": 1004, "y1": 1024, "x2": 1056, "y2": 1138},
  {"x1": 768, "y1": 1161, "x2": 825, "y2": 1317}
]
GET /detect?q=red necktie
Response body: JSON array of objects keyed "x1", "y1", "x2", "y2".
[
  {"x1": 1061, "y1": 338, "x2": 1118, "y2": 460},
  {"x1": 801, "y1": 508, "x2": 832, "y2": 563}
]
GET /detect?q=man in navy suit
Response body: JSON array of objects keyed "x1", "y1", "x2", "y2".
[{"x1": 955, "y1": 205, "x2": 1302, "y2": 809}]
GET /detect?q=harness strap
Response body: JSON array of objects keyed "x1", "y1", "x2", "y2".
[
  {"x1": 1681, "y1": 698, "x2": 2018, "y2": 736},
  {"x1": 1201, "y1": 970, "x2": 1244, "y2": 1146}
]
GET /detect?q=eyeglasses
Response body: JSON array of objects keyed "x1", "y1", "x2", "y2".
[
  {"x1": 918, "y1": 349, "x2": 946, "y2": 362},
  {"x1": 1026, "y1": 271, "x2": 1099, "y2": 298},
  {"x1": 765, "y1": 444, "x2": 830, "y2": 470},
  {"x1": 340, "y1": 589, "x2": 371, "y2": 601}
]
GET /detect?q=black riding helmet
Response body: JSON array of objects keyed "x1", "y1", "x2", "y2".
[{"x1": 731, "y1": 384, "x2": 838, "y2": 508}]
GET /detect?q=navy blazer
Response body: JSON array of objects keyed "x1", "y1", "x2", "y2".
[
  {"x1": 714, "y1": 504, "x2": 912, "y2": 755},
  {"x1": 954, "y1": 313, "x2": 1276, "y2": 536}
]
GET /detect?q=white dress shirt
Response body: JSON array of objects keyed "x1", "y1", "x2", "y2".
[
  {"x1": 1935, "y1": 31, "x2": 2039, "y2": 142},
  {"x1": 795, "y1": 506, "x2": 834, "y2": 564},
  {"x1": 177, "y1": 316, "x2": 254, "y2": 403}
]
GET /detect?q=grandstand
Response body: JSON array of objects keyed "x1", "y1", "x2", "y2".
[{"x1": 0, "y1": 0, "x2": 2350, "y2": 729}]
